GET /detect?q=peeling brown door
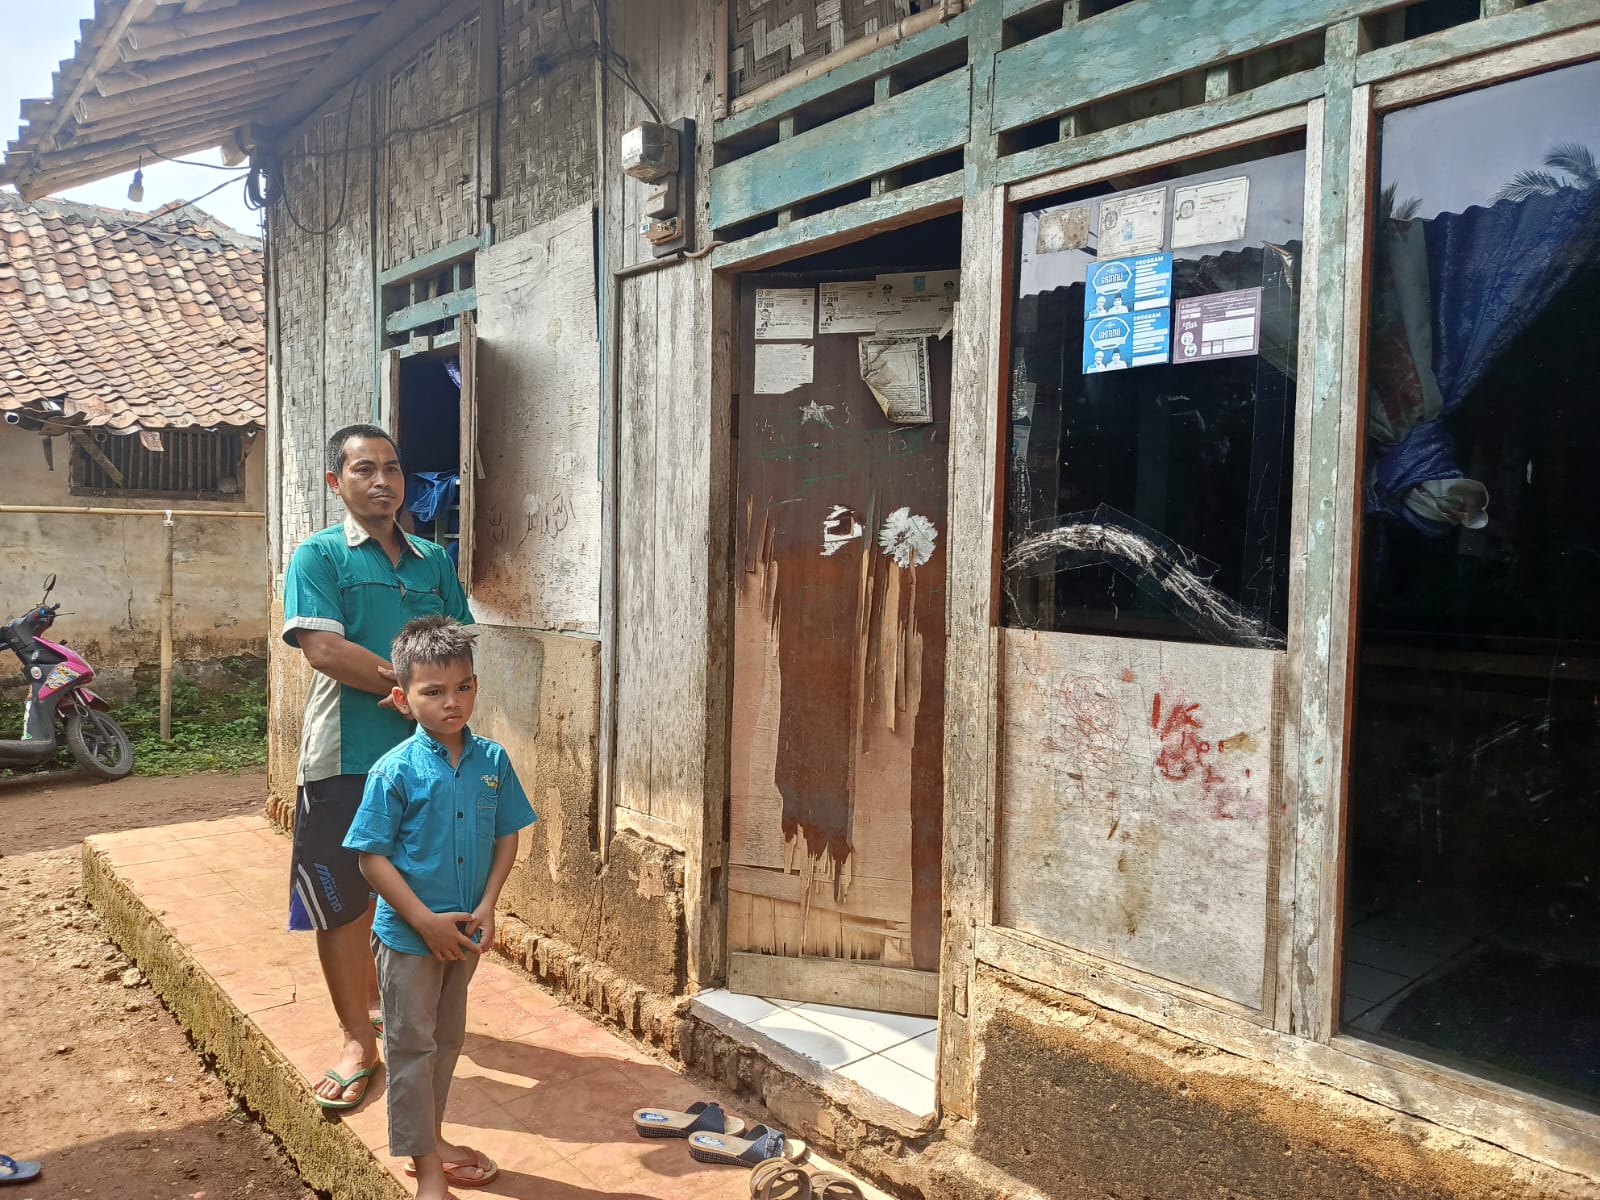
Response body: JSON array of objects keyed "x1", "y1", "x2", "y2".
[{"x1": 728, "y1": 272, "x2": 948, "y2": 1015}]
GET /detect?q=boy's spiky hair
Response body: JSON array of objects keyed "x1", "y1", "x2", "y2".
[{"x1": 391, "y1": 615, "x2": 476, "y2": 687}]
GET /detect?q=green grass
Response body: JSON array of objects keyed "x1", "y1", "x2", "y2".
[
  {"x1": 1, "y1": 674, "x2": 269, "y2": 778},
  {"x1": 118, "y1": 675, "x2": 269, "y2": 776}
]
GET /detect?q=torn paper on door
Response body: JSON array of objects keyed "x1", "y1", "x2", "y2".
[
  {"x1": 1172, "y1": 176, "x2": 1250, "y2": 248},
  {"x1": 754, "y1": 343, "x2": 814, "y2": 394},
  {"x1": 754, "y1": 288, "x2": 816, "y2": 339},
  {"x1": 858, "y1": 335, "x2": 931, "y2": 424}
]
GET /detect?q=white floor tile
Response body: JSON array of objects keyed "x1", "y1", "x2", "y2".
[
  {"x1": 694, "y1": 989, "x2": 782, "y2": 1027},
  {"x1": 837, "y1": 1054, "x2": 936, "y2": 1116},
  {"x1": 791, "y1": 1002, "x2": 937, "y2": 1053},
  {"x1": 879, "y1": 1029, "x2": 937, "y2": 1079},
  {"x1": 750, "y1": 1008, "x2": 873, "y2": 1070}
]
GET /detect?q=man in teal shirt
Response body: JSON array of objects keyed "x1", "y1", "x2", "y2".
[{"x1": 282, "y1": 424, "x2": 471, "y2": 1108}]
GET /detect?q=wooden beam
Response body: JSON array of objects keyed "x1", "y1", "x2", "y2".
[
  {"x1": 1287, "y1": 18, "x2": 1372, "y2": 1045},
  {"x1": 105, "y1": 18, "x2": 370, "y2": 86},
  {"x1": 708, "y1": 171, "x2": 961, "y2": 270},
  {"x1": 93, "y1": 34, "x2": 355, "y2": 99},
  {"x1": 377, "y1": 234, "x2": 480, "y2": 286},
  {"x1": 727, "y1": 952, "x2": 938, "y2": 1017},
  {"x1": 69, "y1": 430, "x2": 125, "y2": 487},
  {"x1": 123, "y1": 0, "x2": 382, "y2": 56},
  {"x1": 990, "y1": 0, "x2": 1398, "y2": 133},
  {"x1": 1357, "y1": 0, "x2": 1600, "y2": 93},
  {"x1": 710, "y1": 66, "x2": 970, "y2": 228},
  {"x1": 383, "y1": 287, "x2": 477, "y2": 335},
  {"x1": 13, "y1": 127, "x2": 228, "y2": 198},
  {"x1": 936, "y1": 0, "x2": 1007, "y2": 1125},
  {"x1": 43, "y1": 0, "x2": 159, "y2": 149},
  {"x1": 257, "y1": 0, "x2": 458, "y2": 141}
]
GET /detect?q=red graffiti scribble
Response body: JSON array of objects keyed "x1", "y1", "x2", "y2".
[
  {"x1": 1151, "y1": 693, "x2": 1237, "y2": 819},
  {"x1": 1121, "y1": 668, "x2": 1136, "y2": 683}
]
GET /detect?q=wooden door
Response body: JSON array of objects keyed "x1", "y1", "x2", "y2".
[{"x1": 728, "y1": 272, "x2": 949, "y2": 1015}]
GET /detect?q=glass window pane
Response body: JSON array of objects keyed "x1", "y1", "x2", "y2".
[
  {"x1": 1345, "y1": 58, "x2": 1600, "y2": 1107},
  {"x1": 1003, "y1": 141, "x2": 1305, "y2": 647}
]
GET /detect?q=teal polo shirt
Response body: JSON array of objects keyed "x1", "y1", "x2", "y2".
[
  {"x1": 282, "y1": 516, "x2": 472, "y2": 782},
  {"x1": 343, "y1": 727, "x2": 537, "y2": 956}
]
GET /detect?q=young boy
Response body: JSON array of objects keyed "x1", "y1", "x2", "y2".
[{"x1": 343, "y1": 615, "x2": 536, "y2": 1198}]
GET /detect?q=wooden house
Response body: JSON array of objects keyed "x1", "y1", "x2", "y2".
[{"x1": 7, "y1": 1, "x2": 1600, "y2": 1195}]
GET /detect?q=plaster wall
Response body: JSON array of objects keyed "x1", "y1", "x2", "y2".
[
  {"x1": 967, "y1": 967, "x2": 1598, "y2": 1200},
  {"x1": 0, "y1": 427, "x2": 268, "y2": 699}
]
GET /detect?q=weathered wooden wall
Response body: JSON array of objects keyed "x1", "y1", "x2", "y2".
[
  {"x1": 606, "y1": 0, "x2": 732, "y2": 990},
  {"x1": 471, "y1": 205, "x2": 601, "y2": 633},
  {"x1": 996, "y1": 630, "x2": 1281, "y2": 1008}
]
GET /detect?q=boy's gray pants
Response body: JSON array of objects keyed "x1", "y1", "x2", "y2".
[{"x1": 373, "y1": 936, "x2": 479, "y2": 1158}]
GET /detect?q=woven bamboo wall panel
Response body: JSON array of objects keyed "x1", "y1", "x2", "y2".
[
  {"x1": 272, "y1": 117, "x2": 328, "y2": 567},
  {"x1": 730, "y1": 0, "x2": 913, "y2": 98},
  {"x1": 496, "y1": 0, "x2": 597, "y2": 240},
  {"x1": 321, "y1": 87, "x2": 376, "y2": 439},
  {"x1": 384, "y1": 17, "x2": 480, "y2": 269}
]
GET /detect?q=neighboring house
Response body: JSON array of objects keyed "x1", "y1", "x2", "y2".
[
  {"x1": 0, "y1": 193, "x2": 266, "y2": 697},
  {"x1": 5, "y1": 4, "x2": 1600, "y2": 1199}
]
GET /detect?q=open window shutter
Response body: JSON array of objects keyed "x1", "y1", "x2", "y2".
[
  {"x1": 457, "y1": 310, "x2": 478, "y2": 589},
  {"x1": 379, "y1": 347, "x2": 402, "y2": 436}
]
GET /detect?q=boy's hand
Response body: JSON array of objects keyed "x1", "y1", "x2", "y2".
[
  {"x1": 416, "y1": 909, "x2": 479, "y2": 961},
  {"x1": 465, "y1": 904, "x2": 495, "y2": 954}
]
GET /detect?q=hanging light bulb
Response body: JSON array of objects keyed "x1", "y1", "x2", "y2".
[{"x1": 127, "y1": 158, "x2": 145, "y2": 204}]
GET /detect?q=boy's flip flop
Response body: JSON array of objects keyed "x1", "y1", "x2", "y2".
[
  {"x1": 404, "y1": 1151, "x2": 498, "y2": 1188},
  {"x1": 688, "y1": 1124, "x2": 807, "y2": 1167},
  {"x1": 312, "y1": 1066, "x2": 376, "y2": 1110},
  {"x1": 632, "y1": 1100, "x2": 745, "y2": 1139},
  {"x1": 0, "y1": 1155, "x2": 42, "y2": 1185}
]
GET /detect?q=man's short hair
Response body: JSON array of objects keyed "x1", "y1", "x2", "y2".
[
  {"x1": 391, "y1": 616, "x2": 476, "y2": 688},
  {"x1": 327, "y1": 423, "x2": 399, "y2": 478}
]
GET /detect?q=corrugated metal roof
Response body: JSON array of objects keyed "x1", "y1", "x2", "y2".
[
  {"x1": 2, "y1": 0, "x2": 401, "y2": 199},
  {"x1": 0, "y1": 191, "x2": 264, "y2": 430}
]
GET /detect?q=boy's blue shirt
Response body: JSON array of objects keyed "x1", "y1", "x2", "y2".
[{"x1": 343, "y1": 725, "x2": 536, "y2": 957}]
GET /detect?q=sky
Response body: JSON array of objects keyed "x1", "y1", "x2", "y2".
[{"x1": 1, "y1": 4, "x2": 262, "y2": 234}]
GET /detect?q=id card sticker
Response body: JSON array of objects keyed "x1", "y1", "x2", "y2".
[{"x1": 1097, "y1": 188, "x2": 1167, "y2": 255}]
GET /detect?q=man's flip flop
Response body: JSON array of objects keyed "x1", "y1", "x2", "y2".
[
  {"x1": 633, "y1": 1100, "x2": 746, "y2": 1139},
  {"x1": 312, "y1": 1066, "x2": 376, "y2": 1110},
  {"x1": 688, "y1": 1124, "x2": 806, "y2": 1167},
  {"x1": 404, "y1": 1152, "x2": 498, "y2": 1188},
  {"x1": 0, "y1": 1156, "x2": 41, "y2": 1186}
]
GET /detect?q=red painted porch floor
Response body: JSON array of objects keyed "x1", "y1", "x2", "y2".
[{"x1": 89, "y1": 812, "x2": 886, "y2": 1200}]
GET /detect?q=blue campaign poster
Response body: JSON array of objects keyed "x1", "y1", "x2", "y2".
[
  {"x1": 1083, "y1": 309, "x2": 1171, "y2": 373},
  {"x1": 1084, "y1": 253, "x2": 1173, "y2": 318}
]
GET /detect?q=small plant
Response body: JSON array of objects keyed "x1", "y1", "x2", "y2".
[{"x1": 114, "y1": 676, "x2": 269, "y2": 776}]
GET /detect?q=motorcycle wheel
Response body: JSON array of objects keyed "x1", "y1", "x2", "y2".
[{"x1": 65, "y1": 708, "x2": 135, "y2": 781}]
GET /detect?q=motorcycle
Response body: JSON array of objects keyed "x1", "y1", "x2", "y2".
[{"x1": 0, "y1": 574, "x2": 134, "y2": 780}]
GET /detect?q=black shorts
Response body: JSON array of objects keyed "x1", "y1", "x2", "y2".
[{"x1": 287, "y1": 774, "x2": 373, "y2": 932}]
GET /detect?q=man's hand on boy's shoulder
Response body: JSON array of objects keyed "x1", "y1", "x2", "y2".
[{"x1": 415, "y1": 909, "x2": 481, "y2": 961}]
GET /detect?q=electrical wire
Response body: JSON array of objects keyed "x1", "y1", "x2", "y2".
[
  {"x1": 73, "y1": 173, "x2": 249, "y2": 251},
  {"x1": 140, "y1": 146, "x2": 244, "y2": 171}
]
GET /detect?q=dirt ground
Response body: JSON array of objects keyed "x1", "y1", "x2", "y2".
[{"x1": 0, "y1": 767, "x2": 315, "y2": 1200}]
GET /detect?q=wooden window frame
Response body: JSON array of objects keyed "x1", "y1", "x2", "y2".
[{"x1": 953, "y1": 19, "x2": 1600, "y2": 1176}]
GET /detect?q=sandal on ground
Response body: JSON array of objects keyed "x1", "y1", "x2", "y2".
[
  {"x1": 749, "y1": 1159, "x2": 867, "y2": 1200},
  {"x1": 633, "y1": 1100, "x2": 745, "y2": 1139},
  {"x1": 688, "y1": 1124, "x2": 807, "y2": 1167},
  {"x1": 809, "y1": 1172, "x2": 867, "y2": 1199},
  {"x1": 370, "y1": 1014, "x2": 384, "y2": 1040},
  {"x1": 749, "y1": 1158, "x2": 810, "y2": 1199},
  {"x1": 404, "y1": 1152, "x2": 498, "y2": 1188},
  {"x1": 312, "y1": 1066, "x2": 377, "y2": 1110},
  {"x1": 0, "y1": 1156, "x2": 41, "y2": 1186}
]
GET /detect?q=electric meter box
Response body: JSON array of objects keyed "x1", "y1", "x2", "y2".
[{"x1": 620, "y1": 122, "x2": 678, "y2": 182}]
